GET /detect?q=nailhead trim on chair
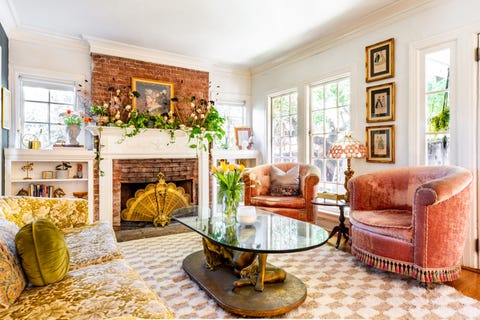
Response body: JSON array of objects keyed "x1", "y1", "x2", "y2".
[{"x1": 351, "y1": 245, "x2": 461, "y2": 283}]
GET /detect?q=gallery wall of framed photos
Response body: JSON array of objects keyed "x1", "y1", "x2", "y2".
[{"x1": 365, "y1": 38, "x2": 395, "y2": 163}]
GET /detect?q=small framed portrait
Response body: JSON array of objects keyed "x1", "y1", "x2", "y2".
[
  {"x1": 366, "y1": 125, "x2": 395, "y2": 163},
  {"x1": 2, "y1": 87, "x2": 11, "y2": 130},
  {"x1": 366, "y1": 82, "x2": 395, "y2": 122},
  {"x1": 366, "y1": 38, "x2": 394, "y2": 82},
  {"x1": 234, "y1": 127, "x2": 251, "y2": 149},
  {"x1": 131, "y1": 78, "x2": 174, "y2": 116}
]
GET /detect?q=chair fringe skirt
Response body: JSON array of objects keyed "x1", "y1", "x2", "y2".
[{"x1": 351, "y1": 246, "x2": 461, "y2": 283}]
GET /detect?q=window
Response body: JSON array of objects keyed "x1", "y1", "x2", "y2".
[
  {"x1": 270, "y1": 91, "x2": 298, "y2": 163},
  {"x1": 424, "y1": 48, "x2": 450, "y2": 165},
  {"x1": 309, "y1": 76, "x2": 351, "y2": 195},
  {"x1": 20, "y1": 78, "x2": 77, "y2": 148},
  {"x1": 215, "y1": 102, "x2": 246, "y2": 149}
]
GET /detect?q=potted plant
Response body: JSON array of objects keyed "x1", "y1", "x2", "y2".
[{"x1": 55, "y1": 162, "x2": 72, "y2": 179}]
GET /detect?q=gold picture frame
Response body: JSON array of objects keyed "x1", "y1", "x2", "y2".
[
  {"x1": 366, "y1": 125, "x2": 395, "y2": 163},
  {"x1": 366, "y1": 38, "x2": 394, "y2": 82},
  {"x1": 2, "y1": 87, "x2": 11, "y2": 129},
  {"x1": 366, "y1": 82, "x2": 395, "y2": 122},
  {"x1": 131, "y1": 78, "x2": 174, "y2": 115},
  {"x1": 234, "y1": 126, "x2": 251, "y2": 149}
]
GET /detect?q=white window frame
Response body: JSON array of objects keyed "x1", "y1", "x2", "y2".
[
  {"x1": 409, "y1": 40, "x2": 457, "y2": 166},
  {"x1": 268, "y1": 89, "x2": 298, "y2": 163},
  {"x1": 11, "y1": 68, "x2": 87, "y2": 149},
  {"x1": 307, "y1": 74, "x2": 351, "y2": 196}
]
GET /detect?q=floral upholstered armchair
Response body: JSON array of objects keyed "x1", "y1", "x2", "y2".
[
  {"x1": 242, "y1": 162, "x2": 320, "y2": 222},
  {"x1": 348, "y1": 166, "x2": 473, "y2": 283}
]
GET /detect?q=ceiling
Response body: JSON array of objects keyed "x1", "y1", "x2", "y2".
[{"x1": 6, "y1": 0, "x2": 431, "y2": 70}]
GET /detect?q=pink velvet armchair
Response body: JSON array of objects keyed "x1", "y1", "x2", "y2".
[
  {"x1": 242, "y1": 163, "x2": 320, "y2": 222},
  {"x1": 348, "y1": 166, "x2": 473, "y2": 283}
]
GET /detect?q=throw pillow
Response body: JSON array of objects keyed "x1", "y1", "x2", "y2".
[
  {"x1": 15, "y1": 218, "x2": 70, "y2": 286},
  {"x1": 0, "y1": 218, "x2": 26, "y2": 309},
  {"x1": 270, "y1": 165, "x2": 300, "y2": 196}
]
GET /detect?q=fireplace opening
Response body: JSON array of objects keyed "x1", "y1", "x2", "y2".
[{"x1": 119, "y1": 179, "x2": 193, "y2": 230}]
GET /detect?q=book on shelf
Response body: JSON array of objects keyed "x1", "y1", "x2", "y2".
[{"x1": 27, "y1": 184, "x2": 55, "y2": 197}]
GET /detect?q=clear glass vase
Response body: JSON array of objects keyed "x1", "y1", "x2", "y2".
[{"x1": 222, "y1": 193, "x2": 239, "y2": 223}]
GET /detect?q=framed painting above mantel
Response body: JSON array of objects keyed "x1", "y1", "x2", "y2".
[{"x1": 132, "y1": 78, "x2": 174, "y2": 116}]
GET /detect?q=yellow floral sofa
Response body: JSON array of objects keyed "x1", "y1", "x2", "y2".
[{"x1": 0, "y1": 196, "x2": 174, "y2": 319}]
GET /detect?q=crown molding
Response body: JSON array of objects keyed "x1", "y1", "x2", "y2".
[
  {"x1": 10, "y1": 26, "x2": 90, "y2": 52},
  {"x1": 251, "y1": 0, "x2": 440, "y2": 75},
  {"x1": 0, "y1": 0, "x2": 17, "y2": 36},
  {"x1": 83, "y1": 35, "x2": 250, "y2": 77}
]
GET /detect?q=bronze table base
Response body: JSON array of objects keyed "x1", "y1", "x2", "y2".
[{"x1": 182, "y1": 250, "x2": 307, "y2": 318}]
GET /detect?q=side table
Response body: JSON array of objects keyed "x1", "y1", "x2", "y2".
[{"x1": 311, "y1": 200, "x2": 349, "y2": 248}]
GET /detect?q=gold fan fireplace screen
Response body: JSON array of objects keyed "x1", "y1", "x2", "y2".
[{"x1": 121, "y1": 173, "x2": 190, "y2": 227}]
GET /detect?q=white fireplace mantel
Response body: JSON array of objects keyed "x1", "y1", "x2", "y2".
[{"x1": 89, "y1": 127, "x2": 209, "y2": 224}]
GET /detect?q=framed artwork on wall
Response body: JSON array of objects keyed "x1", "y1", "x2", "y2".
[
  {"x1": 366, "y1": 38, "x2": 394, "y2": 82},
  {"x1": 2, "y1": 87, "x2": 11, "y2": 130},
  {"x1": 131, "y1": 78, "x2": 174, "y2": 115},
  {"x1": 366, "y1": 82, "x2": 395, "y2": 122},
  {"x1": 366, "y1": 125, "x2": 395, "y2": 163},
  {"x1": 234, "y1": 126, "x2": 251, "y2": 150}
]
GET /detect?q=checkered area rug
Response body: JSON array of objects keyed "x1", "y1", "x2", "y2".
[{"x1": 118, "y1": 232, "x2": 480, "y2": 319}]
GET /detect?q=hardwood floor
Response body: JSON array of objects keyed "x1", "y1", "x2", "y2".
[
  {"x1": 115, "y1": 223, "x2": 480, "y2": 302},
  {"x1": 332, "y1": 239, "x2": 480, "y2": 301}
]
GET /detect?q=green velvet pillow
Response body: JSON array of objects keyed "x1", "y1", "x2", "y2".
[{"x1": 14, "y1": 219, "x2": 70, "y2": 286}]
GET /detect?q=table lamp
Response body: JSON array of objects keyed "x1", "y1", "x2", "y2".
[{"x1": 328, "y1": 133, "x2": 367, "y2": 202}]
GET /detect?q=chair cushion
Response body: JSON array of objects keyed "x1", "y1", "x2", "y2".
[
  {"x1": 350, "y1": 209, "x2": 413, "y2": 242},
  {"x1": 0, "y1": 218, "x2": 26, "y2": 309},
  {"x1": 15, "y1": 219, "x2": 70, "y2": 286},
  {"x1": 250, "y1": 195, "x2": 305, "y2": 209},
  {"x1": 270, "y1": 164, "x2": 300, "y2": 196}
]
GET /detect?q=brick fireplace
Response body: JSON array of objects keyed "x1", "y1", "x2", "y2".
[
  {"x1": 112, "y1": 158, "x2": 198, "y2": 229},
  {"x1": 91, "y1": 127, "x2": 209, "y2": 228}
]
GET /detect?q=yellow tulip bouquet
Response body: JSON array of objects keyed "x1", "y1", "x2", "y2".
[{"x1": 211, "y1": 161, "x2": 245, "y2": 218}]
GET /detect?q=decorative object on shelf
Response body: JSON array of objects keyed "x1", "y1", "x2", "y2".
[
  {"x1": 73, "y1": 192, "x2": 88, "y2": 199},
  {"x1": 76, "y1": 164, "x2": 83, "y2": 178},
  {"x1": 234, "y1": 127, "x2": 252, "y2": 150},
  {"x1": 212, "y1": 161, "x2": 245, "y2": 222},
  {"x1": 59, "y1": 109, "x2": 92, "y2": 146},
  {"x1": 365, "y1": 125, "x2": 395, "y2": 164},
  {"x1": 55, "y1": 162, "x2": 72, "y2": 179},
  {"x1": 41, "y1": 171, "x2": 54, "y2": 179},
  {"x1": 329, "y1": 133, "x2": 367, "y2": 202},
  {"x1": 366, "y1": 38, "x2": 394, "y2": 82},
  {"x1": 366, "y1": 82, "x2": 395, "y2": 122},
  {"x1": 22, "y1": 134, "x2": 41, "y2": 150},
  {"x1": 53, "y1": 188, "x2": 66, "y2": 198},
  {"x1": 21, "y1": 162, "x2": 34, "y2": 180},
  {"x1": 16, "y1": 188, "x2": 29, "y2": 196},
  {"x1": 65, "y1": 125, "x2": 82, "y2": 146}
]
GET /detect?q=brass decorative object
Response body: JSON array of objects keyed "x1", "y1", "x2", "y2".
[
  {"x1": 121, "y1": 173, "x2": 190, "y2": 227},
  {"x1": 202, "y1": 237, "x2": 286, "y2": 292},
  {"x1": 21, "y1": 162, "x2": 34, "y2": 180}
]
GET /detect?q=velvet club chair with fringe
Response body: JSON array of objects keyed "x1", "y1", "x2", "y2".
[
  {"x1": 242, "y1": 162, "x2": 320, "y2": 222},
  {"x1": 348, "y1": 166, "x2": 473, "y2": 283}
]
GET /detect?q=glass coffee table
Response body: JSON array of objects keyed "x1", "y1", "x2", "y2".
[{"x1": 173, "y1": 206, "x2": 329, "y2": 317}]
